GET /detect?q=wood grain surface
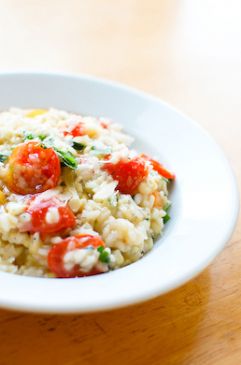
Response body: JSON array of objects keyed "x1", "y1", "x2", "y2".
[{"x1": 0, "y1": 1, "x2": 240, "y2": 364}]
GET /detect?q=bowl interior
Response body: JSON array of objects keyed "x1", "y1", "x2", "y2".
[{"x1": 0, "y1": 72, "x2": 238, "y2": 313}]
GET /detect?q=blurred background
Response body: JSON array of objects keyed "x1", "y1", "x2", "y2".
[
  {"x1": 0, "y1": 0, "x2": 240, "y2": 176},
  {"x1": 0, "y1": 1, "x2": 241, "y2": 364}
]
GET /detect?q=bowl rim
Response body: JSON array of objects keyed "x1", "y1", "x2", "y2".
[{"x1": 0, "y1": 71, "x2": 239, "y2": 313}]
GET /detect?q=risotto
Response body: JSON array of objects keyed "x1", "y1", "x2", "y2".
[{"x1": 0, "y1": 108, "x2": 174, "y2": 278}]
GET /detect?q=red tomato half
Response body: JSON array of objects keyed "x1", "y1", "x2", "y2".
[
  {"x1": 20, "y1": 196, "x2": 76, "y2": 234},
  {"x1": 103, "y1": 157, "x2": 148, "y2": 195},
  {"x1": 6, "y1": 142, "x2": 60, "y2": 195},
  {"x1": 64, "y1": 123, "x2": 85, "y2": 137},
  {"x1": 141, "y1": 154, "x2": 175, "y2": 180},
  {"x1": 48, "y1": 234, "x2": 105, "y2": 278}
]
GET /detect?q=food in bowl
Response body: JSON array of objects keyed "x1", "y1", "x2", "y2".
[{"x1": 0, "y1": 108, "x2": 174, "y2": 278}]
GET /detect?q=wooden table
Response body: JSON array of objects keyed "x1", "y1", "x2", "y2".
[{"x1": 0, "y1": 1, "x2": 240, "y2": 364}]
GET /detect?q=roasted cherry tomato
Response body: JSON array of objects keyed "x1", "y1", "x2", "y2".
[
  {"x1": 141, "y1": 154, "x2": 175, "y2": 180},
  {"x1": 20, "y1": 196, "x2": 76, "y2": 234},
  {"x1": 64, "y1": 123, "x2": 85, "y2": 137},
  {"x1": 48, "y1": 234, "x2": 105, "y2": 278},
  {"x1": 103, "y1": 157, "x2": 148, "y2": 195},
  {"x1": 6, "y1": 142, "x2": 60, "y2": 195},
  {"x1": 100, "y1": 121, "x2": 109, "y2": 129}
]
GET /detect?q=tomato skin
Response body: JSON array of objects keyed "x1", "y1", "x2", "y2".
[
  {"x1": 100, "y1": 121, "x2": 109, "y2": 129},
  {"x1": 6, "y1": 142, "x2": 60, "y2": 195},
  {"x1": 64, "y1": 123, "x2": 85, "y2": 137},
  {"x1": 20, "y1": 197, "x2": 76, "y2": 234},
  {"x1": 141, "y1": 154, "x2": 175, "y2": 180},
  {"x1": 103, "y1": 157, "x2": 148, "y2": 195},
  {"x1": 48, "y1": 234, "x2": 105, "y2": 278}
]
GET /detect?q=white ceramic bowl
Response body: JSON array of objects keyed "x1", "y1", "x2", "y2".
[{"x1": 0, "y1": 72, "x2": 238, "y2": 313}]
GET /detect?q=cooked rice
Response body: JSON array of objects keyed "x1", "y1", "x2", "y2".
[{"x1": 0, "y1": 108, "x2": 171, "y2": 277}]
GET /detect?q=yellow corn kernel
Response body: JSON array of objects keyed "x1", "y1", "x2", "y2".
[
  {"x1": 0, "y1": 190, "x2": 6, "y2": 205},
  {"x1": 26, "y1": 109, "x2": 47, "y2": 118},
  {"x1": 86, "y1": 128, "x2": 98, "y2": 138}
]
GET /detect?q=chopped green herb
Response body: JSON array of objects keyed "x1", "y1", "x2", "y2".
[
  {"x1": 90, "y1": 146, "x2": 112, "y2": 156},
  {"x1": 39, "y1": 137, "x2": 77, "y2": 169},
  {"x1": 164, "y1": 202, "x2": 171, "y2": 211},
  {"x1": 0, "y1": 154, "x2": 8, "y2": 163},
  {"x1": 24, "y1": 133, "x2": 34, "y2": 140},
  {"x1": 163, "y1": 213, "x2": 170, "y2": 224},
  {"x1": 55, "y1": 149, "x2": 77, "y2": 169},
  {"x1": 163, "y1": 202, "x2": 171, "y2": 223},
  {"x1": 99, "y1": 251, "x2": 110, "y2": 263},
  {"x1": 72, "y1": 141, "x2": 86, "y2": 151},
  {"x1": 97, "y1": 246, "x2": 110, "y2": 263},
  {"x1": 97, "y1": 246, "x2": 104, "y2": 253},
  {"x1": 38, "y1": 134, "x2": 47, "y2": 141}
]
